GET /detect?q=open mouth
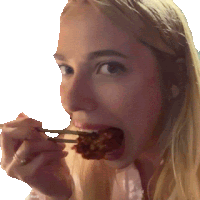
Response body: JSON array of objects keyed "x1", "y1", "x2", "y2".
[
  {"x1": 104, "y1": 140, "x2": 125, "y2": 161},
  {"x1": 71, "y1": 127, "x2": 125, "y2": 160}
]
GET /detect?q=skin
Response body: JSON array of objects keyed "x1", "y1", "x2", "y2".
[{"x1": 56, "y1": 2, "x2": 164, "y2": 197}]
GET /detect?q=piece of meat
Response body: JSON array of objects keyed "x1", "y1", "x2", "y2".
[{"x1": 71, "y1": 127, "x2": 124, "y2": 160}]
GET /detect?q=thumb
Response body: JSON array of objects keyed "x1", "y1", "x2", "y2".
[{"x1": 17, "y1": 112, "x2": 29, "y2": 119}]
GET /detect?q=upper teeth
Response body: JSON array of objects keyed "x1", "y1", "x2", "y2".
[{"x1": 78, "y1": 129, "x2": 99, "y2": 133}]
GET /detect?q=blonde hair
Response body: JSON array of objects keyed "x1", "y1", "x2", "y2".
[{"x1": 61, "y1": 0, "x2": 200, "y2": 199}]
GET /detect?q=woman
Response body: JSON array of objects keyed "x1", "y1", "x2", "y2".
[{"x1": 1, "y1": 0, "x2": 200, "y2": 199}]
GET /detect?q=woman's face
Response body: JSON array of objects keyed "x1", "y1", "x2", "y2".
[{"x1": 55, "y1": 3, "x2": 163, "y2": 169}]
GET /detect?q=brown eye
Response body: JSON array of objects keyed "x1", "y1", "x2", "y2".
[{"x1": 97, "y1": 62, "x2": 126, "y2": 76}]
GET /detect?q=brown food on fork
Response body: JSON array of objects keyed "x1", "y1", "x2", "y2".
[{"x1": 71, "y1": 127, "x2": 124, "y2": 160}]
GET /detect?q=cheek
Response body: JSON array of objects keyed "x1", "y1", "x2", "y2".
[
  {"x1": 146, "y1": 77, "x2": 162, "y2": 119},
  {"x1": 147, "y1": 76, "x2": 162, "y2": 101},
  {"x1": 60, "y1": 83, "x2": 65, "y2": 104},
  {"x1": 118, "y1": 75, "x2": 162, "y2": 128},
  {"x1": 60, "y1": 84, "x2": 64, "y2": 95}
]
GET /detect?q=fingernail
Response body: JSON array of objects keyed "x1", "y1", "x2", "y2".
[{"x1": 18, "y1": 112, "x2": 28, "y2": 118}]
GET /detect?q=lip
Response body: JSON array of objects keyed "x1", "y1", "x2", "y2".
[{"x1": 73, "y1": 120, "x2": 113, "y2": 130}]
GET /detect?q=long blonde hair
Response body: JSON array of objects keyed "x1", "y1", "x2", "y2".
[{"x1": 61, "y1": 0, "x2": 200, "y2": 199}]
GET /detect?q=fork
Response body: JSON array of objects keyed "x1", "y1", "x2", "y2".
[{"x1": 0, "y1": 124, "x2": 93, "y2": 143}]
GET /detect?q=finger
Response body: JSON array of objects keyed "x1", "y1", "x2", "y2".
[
  {"x1": 16, "y1": 112, "x2": 29, "y2": 120},
  {"x1": 1, "y1": 126, "x2": 46, "y2": 161},
  {"x1": 1, "y1": 126, "x2": 46, "y2": 140},
  {"x1": 1, "y1": 136, "x2": 65, "y2": 169},
  {"x1": 1, "y1": 117, "x2": 46, "y2": 154},
  {"x1": 15, "y1": 140, "x2": 66, "y2": 159},
  {"x1": 3, "y1": 116, "x2": 46, "y2": 142},
  {"x1": 27, "y1": 151, "x2": 69, "y2": 179},
  {"x1": 0, "y1": 112, "x2": 29, "y2": 132},
  {"x1": 6, "y1": 151, "x2": 68, "y2": 181},
  {"x1": 4, "y1": 117, "x2": 42, "y2": 131}
]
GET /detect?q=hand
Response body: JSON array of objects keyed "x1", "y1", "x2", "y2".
[{"x1": 1, "y1": 113, "x2": 73, "y2": 199}]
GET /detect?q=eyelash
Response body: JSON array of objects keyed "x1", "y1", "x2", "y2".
[{"x1": 58, "y1": 61, "x2": 126, "y2": 76}]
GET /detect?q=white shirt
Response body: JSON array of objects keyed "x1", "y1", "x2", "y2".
[{"x1": 112, "y1": 163, "x2": 144, "y2": 200}]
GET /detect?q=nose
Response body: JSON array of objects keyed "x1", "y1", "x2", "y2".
[{"x1": 60, "y1": 75, "x2": 98, "y2": 113}]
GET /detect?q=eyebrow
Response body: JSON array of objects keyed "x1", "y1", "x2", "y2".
[{"x1": 53, "y1": 50, "x2": 128, "y2": 61}]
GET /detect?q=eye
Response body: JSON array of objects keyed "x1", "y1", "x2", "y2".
[
  {"x1": 97, "y1": 62, "x2": 126, "y2": 76},
  {"x1": 59, "y1": 65, "x2": 74, "y2": 75},
  {"x1": 58, "y1": 62, "x2": 126, "y2": 76}
]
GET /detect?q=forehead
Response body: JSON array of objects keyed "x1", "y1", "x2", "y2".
[
  {"x1": 56, "y1": 3, "x2": 157, "y2": 67},
  {"x1": 58, "y1": 4, "x2": 143, "y2": 56}
]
